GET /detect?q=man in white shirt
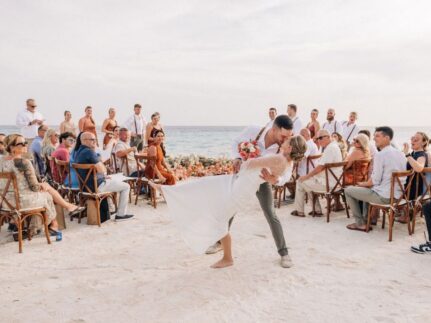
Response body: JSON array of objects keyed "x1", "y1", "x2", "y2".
[
  {"x1": 292, "y1": 129, "x2": 343, "y2": 217},
  {"x1": 297, "y1": 128, "x2": 319, "y2": 177},
  {"x1": 267, "y1": 107, "x2": 277, "y2": 127},
  {"x1": 342, "y1": 111, "x2": 360, "y2": 146},
  {"x1": 123, "y1": 103, "x2": 146, "y2": 151},
  {"x1": 345, "y1": 127, "x2": 407, "y2": 232},
  {"x1": 287, "y1": 104, "x2": 303, "y2": 135},
  {"x1": 113, "y1": 128, "x2": 145, "y2": 176},
  {"x1": 207, "y1": 115, "x2": 294, "y2": 268},
  {"x1": 16, "y1": 98, "x2": 45, "y2": 148},
  {"x1": 322, "y1": 108, "x2": 343, "y2": 135}
]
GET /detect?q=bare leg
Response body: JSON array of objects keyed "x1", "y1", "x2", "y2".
[
  {"x1": 42, "y1": 183, "x2": 79, "y2": 212},
  {"x1": 211, "y1": 233, "x2": 234, "y2": 269}
]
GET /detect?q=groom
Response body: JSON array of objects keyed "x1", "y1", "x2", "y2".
[{"x1": 207, "y1": 115, "x2": 294, "y2": 268}]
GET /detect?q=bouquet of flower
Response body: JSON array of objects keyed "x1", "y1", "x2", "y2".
[{"x1": 238, "y1": 140, "x2": 261, "y2": 161}]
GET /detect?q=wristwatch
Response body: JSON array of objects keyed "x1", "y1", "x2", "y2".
[{"x1": 405, "y1": 153, "x2": 412, "y2": 158}]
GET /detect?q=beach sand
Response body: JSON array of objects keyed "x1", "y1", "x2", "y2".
[{"x1": 1, "y1": 199, "x2": 430, "y2": 323}]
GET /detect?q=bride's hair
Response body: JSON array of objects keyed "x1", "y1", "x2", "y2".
[{"x1": 289, "y1": 135, "x2": 307, "y2": 162}]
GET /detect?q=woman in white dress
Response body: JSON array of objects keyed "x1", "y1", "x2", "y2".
[{"x1": 150, "y1": 135, "x2": 307, "y2": 268}]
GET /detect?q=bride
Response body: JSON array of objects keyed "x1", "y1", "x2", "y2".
[{"x1": 150, "y1": 135, "x2": 307, "y2": 268}]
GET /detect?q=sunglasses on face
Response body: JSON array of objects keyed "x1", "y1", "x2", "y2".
[
  {"x1": 15, "y1": 141, "x2": 28, "y2": 147},
  {"x1": 316, "y1": 135, "x2": 329, "y2": 141},
  {"x1": 85, "y1": 138, "x2": 97, "y2": 142},
  {"x1": 67, "y1": 138, "x2": 76, "y2": 143}
]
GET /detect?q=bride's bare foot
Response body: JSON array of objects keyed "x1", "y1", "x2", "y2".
[{"x1": 210, "y1": 258, "x2": 234, "y2": 269}]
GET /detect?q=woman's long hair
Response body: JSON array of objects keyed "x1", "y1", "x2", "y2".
[
  {"x1": 354, "y1": 133, "x2": 370, "y2": 158},
  {"x1": 153, "y1": 129, "x2": 167, "y2": 157}
]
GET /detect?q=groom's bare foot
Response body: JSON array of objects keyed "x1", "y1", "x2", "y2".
[{"x1": 210, "y1": 258, "x2": 233, "y2": 269}]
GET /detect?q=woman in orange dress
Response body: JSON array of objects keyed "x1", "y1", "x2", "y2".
[
  {"x1": 144, "y1": 130, "x2": 176, "y2": 185},
  {"x1": 101, "y1": 107, "x2": 118, "y2": 149},
  {"x1": 78, "y1": 106, "x2": 98, "y2": 146}
]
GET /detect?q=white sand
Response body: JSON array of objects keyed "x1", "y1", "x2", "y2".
[{"x1": 1, "y1": 200, "x2": 430, "y2": 323}]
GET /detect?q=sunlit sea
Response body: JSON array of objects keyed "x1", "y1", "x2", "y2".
[{"x1": 1, "y1": 125, "x2": 430, "y2": 158}]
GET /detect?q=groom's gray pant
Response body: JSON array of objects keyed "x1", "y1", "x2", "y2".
[{"x1": 227, "y1": 182, "x2": 288, "y2": 256}]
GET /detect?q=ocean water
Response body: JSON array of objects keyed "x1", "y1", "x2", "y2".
[{"x1": 2, "y1": 125, "x2": 431, "y2": 158}]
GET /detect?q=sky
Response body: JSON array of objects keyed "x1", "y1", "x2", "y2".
[{"x1": 1, "y1": 0, "x2": 430, "y2": 127}]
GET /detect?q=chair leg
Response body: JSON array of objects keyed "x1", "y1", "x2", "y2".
[
  {"x1": 326, "y1": 196, "x2": 331, "y2": 223},
  {"x1": 388, "y1": 209, "x2": 395, "y2": 242},
  {"x1": 43, "y1": 212, "x2": 51, "y2": 245},
  {"x1": 342, "y1": 193, "x2": 350, "y2": 218},
  {"x1": 17, "y1": 220, "x2": 23, "y2": 254},
  {"x1": 406, "y1": 205, "x2": 412, "y2": 236},
  {"x1": 96, "y1": 199, "x2": 101, "y2": 227},
  {"x1": 366, "y1": 206, "x2": 372, "y2": 233},
  {"x1": 412, "y1": 204, "x2": 418, "y2": 234}
]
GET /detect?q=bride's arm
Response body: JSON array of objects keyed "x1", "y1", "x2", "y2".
[{"x1": 245, "y1": 155, "x2": 286, "y2": 175}]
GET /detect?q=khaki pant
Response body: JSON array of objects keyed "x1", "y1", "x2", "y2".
[{"x1": 293, "y1": 178, "x2": 326, "y2": 213}]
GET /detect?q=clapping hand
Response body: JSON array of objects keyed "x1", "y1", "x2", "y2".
[{"x1": 402, "y1": 143, "x2": 409, "y2": 155}]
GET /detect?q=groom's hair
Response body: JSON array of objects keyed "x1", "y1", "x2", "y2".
[{"x1": 273, "y1": 115, "x2": 293, "y2": 130}]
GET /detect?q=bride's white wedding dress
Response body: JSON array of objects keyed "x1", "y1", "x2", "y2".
[{"x1": 161, "y1": 159, "x2": 287, "y2": 254}]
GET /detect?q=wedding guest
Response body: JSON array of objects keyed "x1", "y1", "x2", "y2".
[
  {"x1": 124, "y1": 103, "x2": 146, "y2": 151},
  {"x1": 322, "y1": 108, "x2": 343, "y2": 135},
  {"x1": 145, "y1": 130, "x2": 176, "y2": 185},
  {"x1": 102, "y1": 107, "x2": 118, "y2": 149},
  {"x1": 297, "y1": 128, "x2": 319, "y2": 177},
  {"x1": 345, "y1": 127, "x2": 406, "y2": 232},
  {"x1": 342, "y1": 112, "x2": 360, "y2": 146},
  {"x1": 78, "y1": 106, "x2": 98, "y2": 147},
  {"x1": 41, "y1": 129, "x2": 59, "y2": 159},
  {"x1": 104, "y1": 126, "x2": 120, "y2": 153},
  {"x1": 344, "y1": 134, "x2": 371, "y2": 185},
  {"x1": 291, "y1": 129, "x2": 343, "y2": 217},
  {"x1": 59, "y1": 110, "x2": 78, "y2": 136},
  {"x1": 0, "y1": 134, "x2": 84, "y2": 237},
  {"x1": 113, "y1": 128, "x2": 145, "y2": 176},
  {"x1": 75, "y1": 132, "x2": 134, "y2": 221},
  {"x1": 15, "y1": 98, "x2": 45, "y2": 150},
  {"x1": 50, "y1": 132, "x2": 76, "y2": 183},
  {"x1": 146, "y1": 112, "x2": 164, "y2": 146},
  {"x1": 0, "y1": 133, "x2": 6, "y2": 157},
  {"x1": 267, "y1": 107, "x2": 277, "y2": 127},
  {"x1": 411, "y1": 200, "x2": 431, "y2": 254},
  {"x1": 306, "y1": 109, "x2": 320, "y2": 140},
  {"x1": 331, "y1": 132, "x2": 348, "y2": 159},
  {"x1": 287, "y1": 104, "x2": 303, "y2": 135},
  {"x1": 358, "y1": 130, "x2": 378, "y2": 159},
  {"x1": 30, "y1": 125, "x2": 48, "y2": 176}
]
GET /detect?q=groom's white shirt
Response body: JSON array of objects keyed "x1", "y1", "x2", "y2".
[{"x1": 232, "y1": 125, "x2": 292, "y2": 186}]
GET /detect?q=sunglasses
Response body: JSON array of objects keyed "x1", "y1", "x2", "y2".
[
  {"x1": 316, "y1": 135, "x2": 329, "y2": 141},
  {"x1": 353, "y1": 139, "x2": 360, "y2": 144},
  {"x1": 67, "y1": 138, "x2": 76, "y2": 143},
  {"x1": 85, "y1": 138, "x2": 97, "y2": 142},
  {"x1": 15, "y1": 141, "x2": 28, "y2": 147}
]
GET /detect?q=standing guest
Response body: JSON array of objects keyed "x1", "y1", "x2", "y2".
[
  {"x1": 331, "y1": 132, "x2": 348, "y2": 159},
  {"x1": 411, "y1": 200, "x2": 431, "y2": 254},
  {"x1": 291, "y1": 130, "x2": 343, "y2": 217},
  {"x1": 75, "y1": 132, "x2": 134, "y2": 221},
  {"x1": 342, "y1": 112, "x2": 360, "y2": 147},
  {"x1": 31, "y1": 125, "x2": 48, "y2": 176},
  {"x1": 397, "y1": 132, "x2": 430, "y2": 223},
  {"x1": 0, "y1": 133, "x2": 7, "y2": 157},
  {"x1": 145, "y1": 130, "x2": 176, "y2": 185},
  {"x1": 78, "y1": 106, "x2": 98, "y2": 147},
  {"x1": 287, "y1": 104, "x2": 303, "y2": 135},
  {"x1": 345, "y1": 127, "x2": 407, "y2": 232},
  {"x1": 101, "y1": 107, "x2": 118, "y2": 149},
  {"x1": 146, "y1": 112, "x2": 164, "y2": 146},
  {"x1": 113, "y1": 128, "x2": 146, "y2": 177},
  {"x1": 124, "y1": 103, "x2": 146, "y2": 151},
  {"x1": 59, "y1": 110, "x2": 77, "y2": 136},
  {"x1": 306, "y1": 109, "x2": 321, "y2": 140},
  {"x1": 50, "y1": 132, "x2": 76, "y2": 183},
  {"x1": 15, "y1": 98, "x2": 45, "y2": 150},
  {"x1": 41, "y1": 129, "x2": 59, "y2": 160},
  {"x1": 267, "y1": 107, "x2": 277, "y2": 127},
  {"x1": 322, "y1": 108, "x2": 343, "y2": 135},
  {"x1": 0, "y1": 134, "x2": 84, "y2": 237}
]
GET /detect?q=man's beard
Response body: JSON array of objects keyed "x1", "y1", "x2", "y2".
[{"x1": 327, "y1": 116, "x2": 334, "y2": 121}]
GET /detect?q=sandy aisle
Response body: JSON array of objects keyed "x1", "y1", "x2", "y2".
[{"x1": 1, "y1": 200, "x2": 430, "y2": 323}]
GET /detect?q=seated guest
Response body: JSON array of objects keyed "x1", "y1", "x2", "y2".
[
  {"x1": 104, "y1": 125, "x2": 120, "y2": 153},
  {"x1": 41, "y1": 128, "x2": 59, "y2": 159},
  {"x1": 74, "y1": 132, "x2": 134, "y2": 221},
  {"x1": 331, "y1": 132, "x2": 348, "y2": 159},
  {"x1": 344, "y1": 134, "x2": 371, "y2": 185},
  {"x1": 0, "y1": 134, "x2": 84, "y2": 237},
  {"x1": 30, "y1": 125, "x2": 48, "y2": 176},
  {"x1": 297, "y1": 128, "x2": 319, "y2": 177},
  {"x1": 291, "y1": 129, "x2": 343, "y2": 217},
  {"x1": 113, "y1": 128, "x2": 146, "y2": 176},
  {"x1": 397, "y1": 132, "x2": 430, "y2": 223},
  {"x1": 345, "y1": 127, "x2": 407, "y2": 232},
  {"x1": 358, "y1": 130, "x2": 378, "y2": 159},
  {"x1": 50, "y1": 132, "x2": 76, "y2": 183},
  {"x1": 144, "y1": 130, "x2": 176, "y2": 185},
  {"x1": 411, "y1": 200, "x2": 431, "y2": 254},
  {"x1": 0, "y1": 133, "x2": 6, "y2": 157}
]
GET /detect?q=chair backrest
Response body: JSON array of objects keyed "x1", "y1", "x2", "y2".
[
  {"x1": 71, "y1": 163, "x2": 100, "y2": 194},
  {"x1": 306, "y1": 154, "x2": 322, "y2": 174},
  {"x1": 45, "y1": 155, "x2": 53, "y2": 179},
  {"x1": 390, "y1": 170, "x2": 414, "y2": 207},
  {"x1": 110, "y1": 152, "x2": 119, "y2": 174},
  {"x1": 414, "y1": 167, "x2": 431, "y2": 203},
  {"x1": 323, "y1": 161, "x2": 348, "y2": 193},
  {"x1": 135, "y1": 155, "x2": 154, "y2": 179},
  {"x1": 119, "y1": 155, "x2": 131, "y2": 176},
  {"x1": 0, "y1": 172, "x2": 21, "y2": 211},
  {"x1": 350, "y1": 158, "x2": 372, "y2": 185},
  {"x1": 54, "y1": 158, "x2": 71, "y2": 186}
]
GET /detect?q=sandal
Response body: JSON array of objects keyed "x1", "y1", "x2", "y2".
[
  {"x1": 68, "y1": 206, "x2": 86, "y2": 218},
  {"x1": 48, "y1": 228, "x2": 63, "y2": 241},
  {"x1": 346, "y1": 224, "x2": 372, "y2": 232},
  {"x1": 291, "y1": 210, "x2": 305, "y2": 217}
]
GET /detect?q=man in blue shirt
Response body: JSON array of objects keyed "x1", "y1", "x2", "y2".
[
  {"x1": 30, "y1": 124, "x2": 48, "y2": 176},
  {"x1": 75, "y1": 132, "x2": 134, "y2": 221}
]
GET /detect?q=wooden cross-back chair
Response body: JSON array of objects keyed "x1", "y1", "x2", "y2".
[
  {"x1": 304, "y1": 154, "x2": 322, "y2": 204},
  {"x1": 54, "y1": 158, "x2": 79, "y2": 205},
  {"x1": 412, "y1": 167, "x2": 431, "y2": 233},
  {"x1": 72, "y1": 163, "x2": 117, "y2": 226},
  {"x1": 310, "y1": 161, "x2": 349, "y2": 223},
  {"x1": 366, "y1": 170, "x2": 415, "y2": 241},
  {"x1": 110, "y1": 152, "x2": 120, "y2": 174},
  {"x1": 134, "y1": 155, "x2": 158, "y2": 208},
  {"x1": 274, "y1": 162, "x2": 299, "y2": 209},
  {"x1": 349, "y1": 159, "x2": 372, "y2": 186},
  {"x1": 0, "y1": 172, "x2": 51, "y2": 253},
  {"x1": 118, "y1": 155, "x2": 136, "y2": 203}
]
